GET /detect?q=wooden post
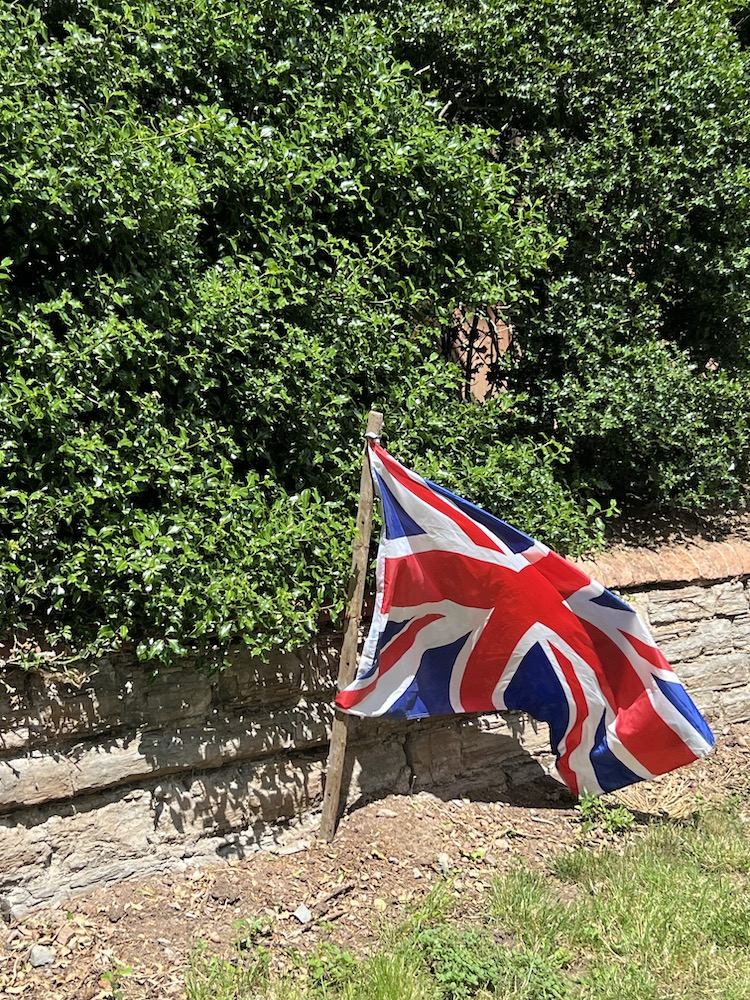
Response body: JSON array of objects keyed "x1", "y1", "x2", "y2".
[{"x1": 319, "y1": 409, "x2": 383, "y2": 842}]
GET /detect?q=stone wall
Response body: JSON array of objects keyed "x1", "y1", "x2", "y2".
[
  {"x1": 0, "y1": 636, "x2": 550, "y2": 919},
  {"x1": 2, "y1": 537, "x2": 750, "y2": 918}
]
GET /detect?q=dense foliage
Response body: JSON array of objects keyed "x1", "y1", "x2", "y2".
[
  {"x1": 1, "y1": 0, "x2": 749, "y2": 664},
  {"x1": 0, "y1": 0, "x2": 555, "y2": 662},
  {"x1": 391, "y1": 0, "x2": 750, "y2": 504}
]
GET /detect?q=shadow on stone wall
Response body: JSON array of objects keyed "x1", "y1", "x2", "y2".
[{"x1": 339, "y1": 711, "x2": 565, "y2": 816}]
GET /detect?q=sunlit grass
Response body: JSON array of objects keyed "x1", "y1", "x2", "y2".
[
  {"x1": 185, "y1": 798, "x2": 750, "y2": 1000},
  {"x1": 504, "y1": 798, "x2": 750, "y2": 999}
]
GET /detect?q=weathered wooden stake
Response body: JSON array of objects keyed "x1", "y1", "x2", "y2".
[{"x1": 319, "y1": 409, "x2": 383, "y2": 842}]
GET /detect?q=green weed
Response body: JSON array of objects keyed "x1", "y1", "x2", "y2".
[
  {"x1": 575, "y1": 792, "x2": 635, "y2": 835},
  {"x1": 100, "y1": 964, "x2": 132, "y2": 1000},
  {"x1": 304, "y1": 942, "x2": 360, "y2": 998},
  {"x1": 185, "y1": 938, "x2": 270, "y2": 1000},
  {"x1": 233, "y1": 914, "x2": 275, "y2": 949},
  {"x1": 415, "y1": 923, "x2": 569, "y2": 999},
  {"x1": 393, "y1": 882, "x2": 457, "y2": 938}
]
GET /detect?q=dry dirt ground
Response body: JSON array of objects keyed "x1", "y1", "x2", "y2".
[{"x1": 2, "y1": 725, "x2": 749, "y2": 999}]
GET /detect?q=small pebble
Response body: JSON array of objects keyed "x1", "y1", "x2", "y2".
[
  {"x1": 29, "y1": 944, "x2": 55, "y2": 968},
  {"x1": 437, "y1": 852, "x2": 452, "y2": 874},
  {"x1": 293, "y1": 903, "x2": 312, "y2": 924}
]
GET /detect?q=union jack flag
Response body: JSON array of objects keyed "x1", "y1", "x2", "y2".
[{"x1": 336, "y1": 443, "x2": 714, "y2": 796}]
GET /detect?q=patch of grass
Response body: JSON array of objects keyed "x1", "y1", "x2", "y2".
[
  {"x1": 490, "y1": 866, "x2": 573, "y2": 956},
  {"x1": 348, "y1": 950, "x2": 436, "y2": 1000},
  {"x1": 294, "y1": 939, "x2": 436, "y2": 1000},
  {"x1": 184, "y1": 799, "x2": 750, "y2": 1000},
  {"x1": 184, "y1": 939, "x2": 270, "y2": 1000},
  {"x1": 414, "y1": 924, "x2": 569, "y2": 999},
  {"x1": 546, "y1": 803, "x2": 750, "y2": 998},
  {"x1": 683, "y1": 795, "x2": 750, "y2": 875},
  {"x1": 575, "y1": 792, "x2": 635, "y2": 835}
]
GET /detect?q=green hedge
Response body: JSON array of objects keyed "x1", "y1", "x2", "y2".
[
  {"x1": 391, "y1": 0, "x2": 750, "y2": 505},
  {"x1": 0, "y1": 1, "x2": 558, "y2": 663},
  {"x1": 2, "y1": 0, "x2": 749, "y2": 666}
]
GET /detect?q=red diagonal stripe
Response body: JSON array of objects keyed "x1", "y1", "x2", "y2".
[
  {"x1": 335, "y1": 613, "x2": 443, "y2": 710},
  {"x1": 375, "y1": 445, "x2": 503, "y2": 554},
  {"x1": 549, "y1": 644, "x2": 587, "y2": 798},
  {"x1": 582, "y1": 620, "x2": 697, "y2": 773},
  {"x1": 531, "y1": 550, "x2": 592, "y2": 600}
]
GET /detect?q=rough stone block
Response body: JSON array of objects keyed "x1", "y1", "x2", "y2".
[
  {"x1": 347, "y1": 735, "x2": 410, "y2": 803},
  {"x1": 22, "y1": 660, "x2": 214, "y2": 744},
  {"x1": 658, "y1": 617, "x2": 735, "y2": 664},
  {"x1": 0, "y1": 755, "x2": 327, "y2": 918},
  {"x1": 153, "y1": 755, "x2": 326, "y2": 838},
  {"x1": 0, "y1": 725, "x2": 30, "y2": 753},
  {"x1": 684, "y1": 688, "x2": 715, "y2": 721},
  {"x1": 459, "y1": 727, "x2": 525, "y2": 780},
  {"x1": 729, "y1": 616, "x2": 750, "y2": 647},
  {"x1": 7, "y1": 638, "x2": 340, "y2": 752},
  {"x1": 0, "y1": 818, "x2": 54, "y2": 873},
  {"x1": 646, "y1": 586, "x2": 717, "y2": 626},
  {"x1": 658, "y1": 628, "x2": 706, "y2": 663},
  {"x1": 717, "y1": 686, "x2": 750, "y2": 724},
  {"x1": 714, "y1": 581, "x2": 749, "y2": 617},
  {"x1": 213, "y1": 638, "x2": 339, "y2": 708},
  {"x1": 0, "y1": 701, "x2": 334, "y2": 812},
  {"x1": 405, "y1": 723, "x2": 462, "y2": 788},
  {"x1": 676, "y1": 653, "x2": 750, "y2": 692},
  {"x1": 624, "y1": 592, "x2": 651, "y2": 624},
  {"x1": 0, "y1": 673, "x2": 28, "y2": 735}
]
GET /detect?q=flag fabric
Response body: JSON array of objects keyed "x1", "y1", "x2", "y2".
[{"x1": 336, "y1": 442, "x2": 714, "y2": 796}]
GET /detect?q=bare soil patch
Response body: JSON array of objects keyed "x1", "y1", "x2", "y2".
[{"x1": 2, "y1": 725, "x2": 749, "y2": 999}]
